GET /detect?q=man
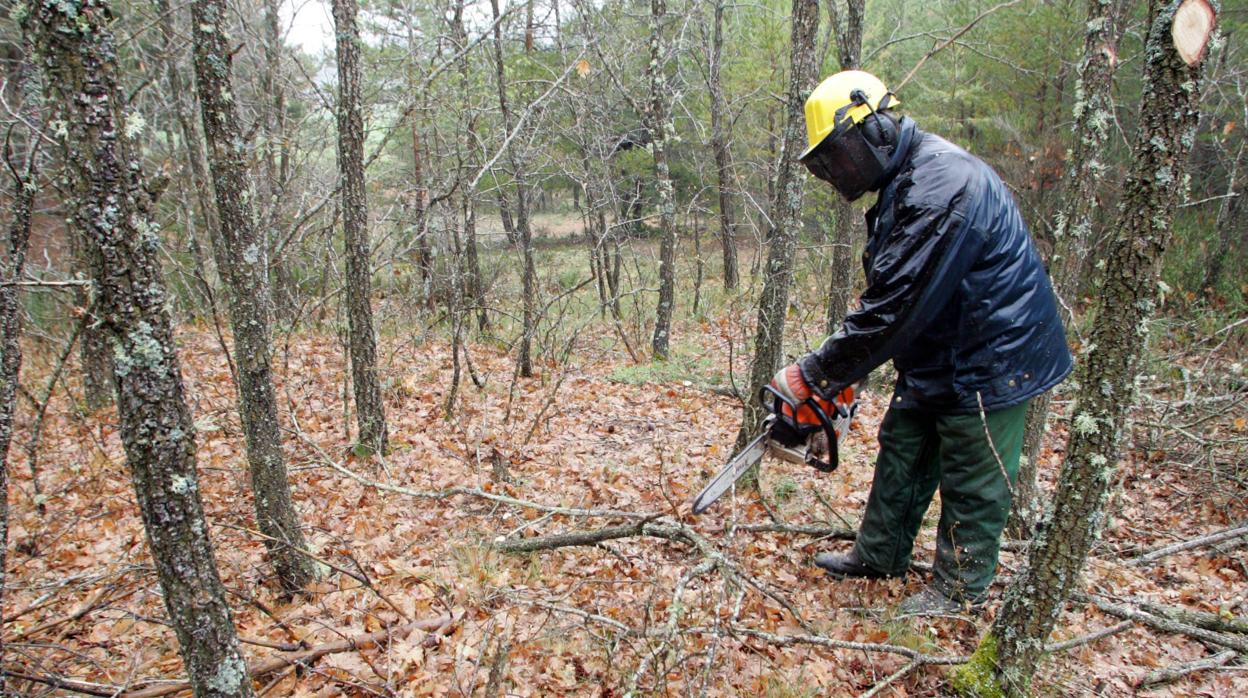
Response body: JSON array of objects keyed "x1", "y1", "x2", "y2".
[{"x1": 769, "y1": 70, "x2": 1072, "y2": 614}]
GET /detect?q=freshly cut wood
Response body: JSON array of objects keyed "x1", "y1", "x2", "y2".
[{"x1": 1172, "y1": 0, "x2": 1216, "y2": 67}]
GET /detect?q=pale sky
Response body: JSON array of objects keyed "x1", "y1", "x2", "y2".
[{"x1": 281, "y1": 0, "x2": 334, "y2": 56}]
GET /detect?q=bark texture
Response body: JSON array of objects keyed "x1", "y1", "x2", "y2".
[
  {"x1": 488, "y1": 0, "x2": 536, "y2": 377},
  {"x1": 736, "y1": 0, "x2": 820, "y2": 446},
  {"x1": 26, "y1": 1, "x2": 253, "y2": 693},
  {"x1": 261, "y1": 0, "x2": 296, "y2": 319},
  {"x1": 648, "y1": 0, "x2": 677, "y2": 359},
  {"x1": 1011, "y1": 0, "x2": 1128, "y2": 537},
  {"x1": 0, "y1": 82, "x2": 36, "y2": 687},
  {"x1": 72, "y1": 226, "x2": 114, "y2": 410},
  {"x1": 823, "y1": 0, "x2": 865, "y2": 334},
  {"x1": 708, "y1": 0, "x2": 739, "y2": 290},
  {"x1": 333, "y1": 0, "x2": 390, "y2": 454},
  {"x1": 190, "y1": 0, "x2": 315, "y2": 595},
  {"x1": 956, "y1": 1, "x2": 1215, "y2": 693},
  {"x1": 153, "y1": 0, "x2": 225, "y2": 335}
]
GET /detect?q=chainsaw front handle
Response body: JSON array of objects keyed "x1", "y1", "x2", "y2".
[{"x1": 759, "y1": 385, "x2": 843, "y2": 472}]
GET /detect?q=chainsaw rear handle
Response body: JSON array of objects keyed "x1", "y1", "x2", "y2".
[{"x1": 759, "y1": 385, "x2": 841, "y2": 473}]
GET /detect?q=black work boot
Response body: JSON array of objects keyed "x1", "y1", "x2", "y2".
[
  {"x1": 813, "y1": 549, "x2": 893, "y2": 579},
  {"x1": 896, "y1": 585, "x2": 984, "y2": 617}
]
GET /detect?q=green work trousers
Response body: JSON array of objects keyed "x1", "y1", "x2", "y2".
[{"x1": 852, "y1": 400, "x2": 1029, "y2": 602}]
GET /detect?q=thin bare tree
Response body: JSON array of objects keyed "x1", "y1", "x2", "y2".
[
  {"x1": 191, "y1": 0, "x2": 316, "y2": 595},
  {"x1": 333, "y1": 0, "x2": 390, "y2": 454}
]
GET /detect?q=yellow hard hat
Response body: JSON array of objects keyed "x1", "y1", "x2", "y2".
[{"x1": 801, "y1": 70, "x2": 899, "y2": 160}]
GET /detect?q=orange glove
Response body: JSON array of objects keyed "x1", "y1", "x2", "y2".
[{"x1": 769, "y1": 364, "x2": 835, "y2": 428}]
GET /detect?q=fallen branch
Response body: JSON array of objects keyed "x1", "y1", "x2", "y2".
[
  {"x1": 1132, "y1": 599, "x2": 1248, "y2": 636},
  {"x1": 857, "y1": 659, "x2": 921, "y2": 698},
  {"x1": 1044, "y1": 620, "x2": 1134, "y2": 653},
  {"x1": 1077, "y1": 594, "x2": 1248, "y2": 653},
  {"x1": 1132, "y1": 523, "x2": 1248, "y2": 566},
  {"x1": 723, "y1": 626, "x2": 969, "y2": 665},
  {"x1": 294, "y1": 425, "x2": 661, "y2": 521},
  {"x1": 494, "y1": 516, "x2": 666, "y2": 553},
  {"x1": 731, "y1": 522, "x2": 855, "y2": 539},
  {"x1": 4, "y1": 669, "x2": 122, "y2": 697},
  {"x1": 1137, "y1": 649, "x2": 1239, "y2": 689},
  {"x1": 119, "y1": 615, "x2": 453, "y2": 698}
]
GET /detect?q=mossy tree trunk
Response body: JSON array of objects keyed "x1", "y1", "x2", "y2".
[
  {"x1": 1010, "y1": 0, "x2": 1128, "y2": 539},
  {"x1": 190, "y1": 0, "x2": 315, "y2": 596},
  {"x1": 648, "y1": 0, "x2": 677, "y2": 360},
  {"x1": 824, "y1": 0, "x2": 864, "y2": 334},
  {"x1": 954, "y1": 1, "x2": 1216, "y2": 694},
  {"x1": 26, "y1": 1, "x2": 254, "y2": 693},
  {"x1": 736, "y1": 0, "x2": 819, "y2": 446},
  {"x1": 332, "y1": 0, "x2": 390, "y2": 454}
]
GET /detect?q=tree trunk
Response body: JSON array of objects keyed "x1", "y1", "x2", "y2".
[
  {"x1": 261, "y1": 0, "x2": 296, "y2": 319},
  {"x1": 404, "y1": 20, "x2": 433, "y2": 309},
  {"x1": 823, "y1": 0, "x2": 864, "y2": 333},
  {"x1": 191, "y1": 0, "x2": 315, "y2": 595},
  {"x1": 1009, "y1": 0, "x2": 1128, "y2": 539},
  {"x1": 736, "y1": 0, "x2": 820, "y2": 447},
  {"x1": 708, "y1": 0, "x2": 739, "y2": 290},
  {"x1": 1199, "y1": 141, "x2": 1242, "y2": 296},
  {"x1": 0, "y1": 80, "x2": 36, "y2": 690},
  {"x1": 488, "y1": 0, "x2": 536, "y2": 377},
  {"x1": 333, "y1": 0, "x2": 390, "y2": 454},
  {"x1": 72, "y1": 227, "x2": 115, "y2": 410},
  {"x1": 955, "y1": 1, "x2": 1216, "y2": 694},
  {"x1": 453, "y1": 0, "x2": 487, "y2": 332},
  {"x1": 153, "y1": 0, "x2": 228, "y2": 358},
  {"x1": 27, "y1": 2, "x2": 254, "y2": 693},
  {"x1": 648, "y1": 0, "x2": 677, "y2": 360}
]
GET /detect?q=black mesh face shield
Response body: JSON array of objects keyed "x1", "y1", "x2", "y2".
[{"x1": 801, "y1": 123, "x2": 889, "y2": 202}]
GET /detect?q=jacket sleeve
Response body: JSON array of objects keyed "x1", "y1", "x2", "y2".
[{"x1": 799, "y1": 196, "x2": 986, "y2": 399}]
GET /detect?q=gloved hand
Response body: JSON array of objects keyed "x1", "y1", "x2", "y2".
[{"x1": 768, "y1": 364, "x2": 837, "y2": 433}]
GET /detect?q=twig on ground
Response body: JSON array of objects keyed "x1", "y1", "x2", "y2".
[
  {"x1": 1137, "y1": 649, "x2": 1239, "y2": 689},
  {"x1": 119, "y1": 615, "x2": 453, "y2": 698},
  {"x1": 1076, "y1": 593, "x2": 1248, "y2": 653},
  {"x1": 1129, "y1": 599, "x2": 1248, "y2": 636},
  {"x1": 1131, "y1": 523, "x2": 1248, "y2": 566},
  {"x1": 857, "y1": 659, "x2": 921, "y2": 698},
  {"x1": 3, "y1": 669, "x2": 122, "y2": 697},
  {"x1": 1044, "y1": 620, "x2": 1134, "y2": 653},
  {"x1": 494, "y1": 516, "x2": 666, "y2": 553}
]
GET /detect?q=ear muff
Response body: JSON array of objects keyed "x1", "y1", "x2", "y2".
[{"x1": 859, "y1": 111, "x2": 897, "y2": 151}]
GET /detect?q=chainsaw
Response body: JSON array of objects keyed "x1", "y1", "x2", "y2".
[{"x1": 691, "y1": 383, "x2": 857, "y2": 515}]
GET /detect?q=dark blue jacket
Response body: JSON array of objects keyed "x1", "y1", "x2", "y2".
[{"x1": 799, "y1": 118, "x2": 1073, "y2": 413}]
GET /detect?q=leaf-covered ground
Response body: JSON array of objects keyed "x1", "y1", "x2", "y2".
[{"x1": 5, "y1": 320, "x2": 1246, "y2": 696}]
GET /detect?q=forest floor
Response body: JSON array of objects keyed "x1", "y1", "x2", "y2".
[{"x1": 4, "y1": 303, "x2": 1247, "y2": 696}]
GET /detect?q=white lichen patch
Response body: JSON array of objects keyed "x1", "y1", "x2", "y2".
[
  {"x1": 206, "y1": 653, "x2": 247, "y2": 694},
  {"x1": 1073, "y1": 412, "x2": 1100, "y2": 435},
  {"x1": 124, "y1": 110, "x2": 146, "y2": 139}
]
